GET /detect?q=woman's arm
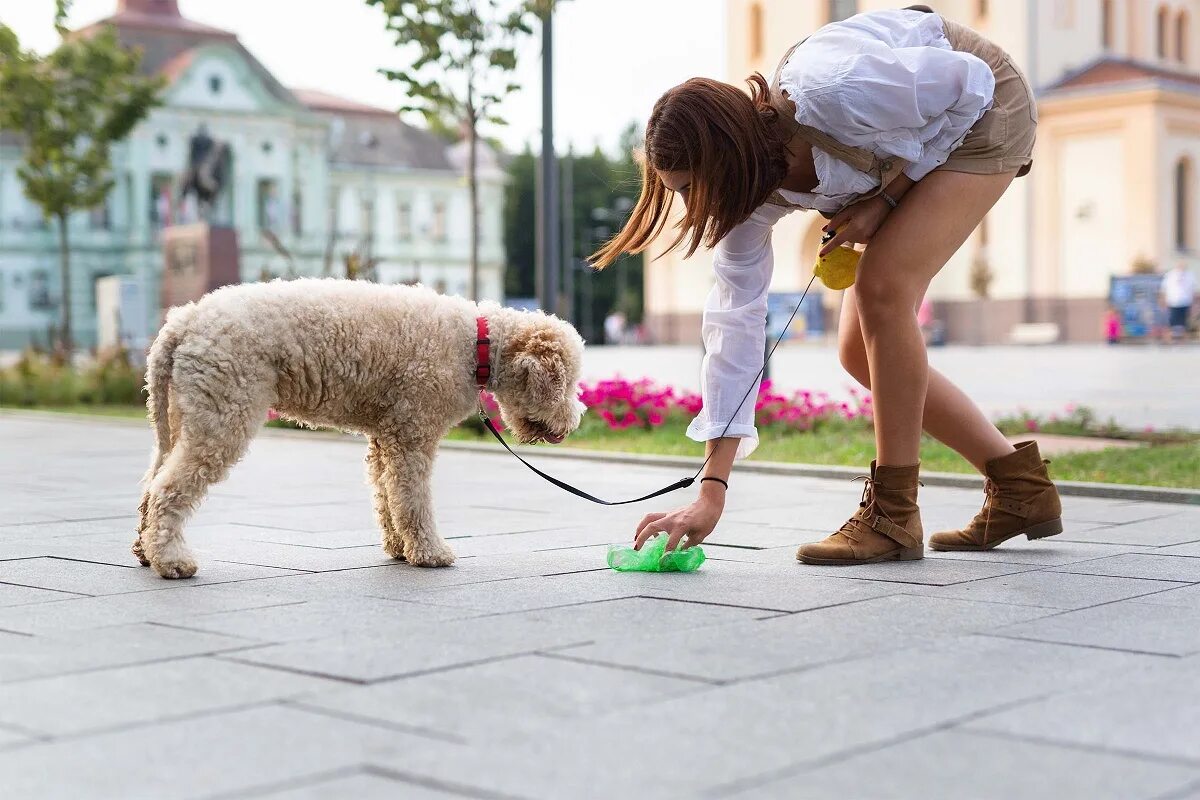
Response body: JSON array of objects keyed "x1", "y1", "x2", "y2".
[{"x1": 633, "y1": 204, "x2": 790, "y2": 552}]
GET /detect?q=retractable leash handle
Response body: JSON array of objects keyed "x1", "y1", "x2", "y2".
[{"x1": 476, "y1": 273, "x2": 820, "y2": 506}]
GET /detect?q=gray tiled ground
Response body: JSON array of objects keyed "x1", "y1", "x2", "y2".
[{"x1": 2, "y1": 413, "x2": 1199, "y2": 799}]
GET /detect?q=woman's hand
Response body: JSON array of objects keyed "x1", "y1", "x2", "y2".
[
  {"x1": 634, "y1": 486, "x2": 726, "y2": 554},
  {"x1": 819, "y1": 196, "x2": 893, "y2": 256}
]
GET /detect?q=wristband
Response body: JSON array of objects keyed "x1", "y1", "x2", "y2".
[
  {"x1": 700, "y1": 476, "x2": 729, "y2": 490},
  {"x1": 880, "y1": 190, "x2": 898, "y2": 209}
]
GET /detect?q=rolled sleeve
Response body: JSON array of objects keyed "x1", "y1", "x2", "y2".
[{"x1": 685, "y1": 205, "x2": 789, "y2": 459}]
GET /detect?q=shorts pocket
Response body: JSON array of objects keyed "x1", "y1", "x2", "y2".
[{"x1": 1003, "y1": 55, "x2": 1038, "y2": 123}]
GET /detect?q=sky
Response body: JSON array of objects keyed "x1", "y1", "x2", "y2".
[{"x1": 0, "y1": 0, "x2": 725, "y2": 157}]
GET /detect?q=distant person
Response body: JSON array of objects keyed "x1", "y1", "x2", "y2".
[
  {"x1": 1103, "y1": 304, "x2": 1121, "y2": 345},
  {"x1": 603, "y1": 310, "x2": 626, "y2": 345},
  {"x1": 592, "y1": 5, "x2": 1063, "y2": 568},
  {"x1": 1161, "y1": 262, "x2": 1196, "y2": 343}
]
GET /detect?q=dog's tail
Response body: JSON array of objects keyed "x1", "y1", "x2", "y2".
[{"x1": 143, "y1": 303, "x2": 197, "y2": 483}]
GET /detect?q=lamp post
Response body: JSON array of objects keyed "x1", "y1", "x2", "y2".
[{"x1": 538, "y1": 6, "x2": 559, "y2": 314}]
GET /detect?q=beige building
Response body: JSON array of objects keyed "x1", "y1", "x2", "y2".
[{"x1": 644, "y1": 0, "x2": 1200, "y2": 343}]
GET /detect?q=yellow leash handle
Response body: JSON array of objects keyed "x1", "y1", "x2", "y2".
[{"x1": 814, "y1": 229, "x2": 860, "y2": 290}]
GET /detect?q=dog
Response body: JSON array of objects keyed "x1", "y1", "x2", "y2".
[{"x1": 134, "y1": 278, "x2": 585, "y2": 579}]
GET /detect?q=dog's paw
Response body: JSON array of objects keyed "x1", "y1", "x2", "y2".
[
  {"x1": 151, "y1": 541, "x2": 198, "y2": 579},
  {"x1": 131, "y1": 537, "x2": 151, "y2": 567},
  {"x1": 404, "y1": 541, "x2": 456, "y2": 568},
  {"x1": 382, "y1": 537, "x2": 407, "y2": 561}
]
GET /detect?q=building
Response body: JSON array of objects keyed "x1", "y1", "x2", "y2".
[
  {"x1": 0, "y1": 0, "x2": 505, "y2": 350},
  {"x1": 644, "y1": 0, "x2": 1200, "y2": 343}
]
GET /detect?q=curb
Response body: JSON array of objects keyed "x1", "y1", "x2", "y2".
[{"x1": 5, "y1": 408, "x2": 1196, "y2": 505}]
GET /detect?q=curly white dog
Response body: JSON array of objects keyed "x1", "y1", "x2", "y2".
[{"x1": 134, "y1": 279, "x2": 585, "y2": 579}]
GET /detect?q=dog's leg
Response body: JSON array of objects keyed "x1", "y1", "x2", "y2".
[
  {"x1": 366, "y1": 437, "x2": 403, "y2": 561},
  {"x1": 378, "y1": 439, "x2": 455, "y2": 567},
  {"x1": 145, "y1": 410, "x2": 257, "y2": 579}
]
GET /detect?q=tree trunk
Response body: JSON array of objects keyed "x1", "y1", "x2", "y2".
[
  {"x1": 467, "y1": 116, "x2": 480, "y2": 302},
  {"x1": 57, "y1": 212, "x2": 73, "y2": 357}
]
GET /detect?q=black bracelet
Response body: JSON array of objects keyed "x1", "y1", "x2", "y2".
[{"x1": 700, "y1": 476, "x2": 729, "y2": 490}]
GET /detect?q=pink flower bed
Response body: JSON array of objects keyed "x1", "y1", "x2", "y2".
[{"x1": 475, "y1": 377, "x2": 873, "y2": 433}]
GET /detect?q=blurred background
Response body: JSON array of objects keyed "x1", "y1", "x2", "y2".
[{"x1": 0, "y1": 0, "x2": 1197, "y2": 447}]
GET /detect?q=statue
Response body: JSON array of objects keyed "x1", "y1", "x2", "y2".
[{"x1": 179, "y1": 124, "x2": 231, "y2": 223}]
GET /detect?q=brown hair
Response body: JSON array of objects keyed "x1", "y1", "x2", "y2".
[{"x1": 590, "y1": 74, "x2": 788, "y2": 269}]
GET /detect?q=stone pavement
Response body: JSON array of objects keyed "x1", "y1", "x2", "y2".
[{"x1": 2, "y1": 412, "x2": 1200, "y2": 800}]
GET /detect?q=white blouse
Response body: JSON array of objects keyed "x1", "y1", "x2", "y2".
[{"x1": 685, "y1": 8, "x2": 995, "y2": 458}]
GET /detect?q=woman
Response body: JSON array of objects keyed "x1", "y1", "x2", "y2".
[{"x1": 592, "y1": 6, "x2": 1063, "y2": 565}]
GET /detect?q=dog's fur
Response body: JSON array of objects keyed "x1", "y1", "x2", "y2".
[{"x1": 134, "y1": 279, "x2": 585, "y2": 579}]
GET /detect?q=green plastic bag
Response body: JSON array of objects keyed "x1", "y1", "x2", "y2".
[{"x1": 607, "y1": 534, "x2": 706, "y2": 573}]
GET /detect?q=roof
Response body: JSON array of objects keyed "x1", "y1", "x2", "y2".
[
  {"x1": 69, "y1": 6, "x2": 298, "y2": 107},
  {"x1": 1044, "y1": 56, "x2": 1200, "y2": 97},
  {"x1": 291, "y1": 89, "x2": 395, "y2": 117}
]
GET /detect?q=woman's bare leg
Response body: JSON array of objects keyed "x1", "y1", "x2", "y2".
[
  {"x1": 838, "y1": 286, "x2": 1013, "y2": 473},
  {"x1": 853, "y1": 170, "x2": 1019, "y2": 466}
]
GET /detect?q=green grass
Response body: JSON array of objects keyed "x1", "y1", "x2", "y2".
[
  {"x1": 2, "y1": 404, "x2": 149, "y2": 420},
  {"x1": 9, "y1": 405, "x2": 1197, "y2": 490}
]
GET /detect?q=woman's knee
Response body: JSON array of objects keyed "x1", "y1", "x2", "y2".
[{"x1": 854, "y1": 268, "x2": 919, "y2": 329}]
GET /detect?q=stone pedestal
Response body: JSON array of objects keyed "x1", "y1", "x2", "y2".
[{"x1": 161, "y1": 223, "x2": 240, "y2": 313}]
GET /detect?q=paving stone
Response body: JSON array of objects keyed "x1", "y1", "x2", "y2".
[
  {"x1": 0, "y1": 582, "x2": 84, "y2": 608},
  {"x1": 388, "y1": 637, "x2": 1155, "y2": 799},
  {"x1": 1058, "y1": 517, "x2": 1200, "y2": 547},
  {"x1": 788, "y1": 557, "x2": 1036, "y2": 586},
  {"x1": 924, "y1": 541, "x2": 1157, "y2": 566},
  {"x1": 178, "y1": 596, "x2": 474, "y2": 643},
  {"x1": 0, "y1": 657, "x2": 340, "y2": 736},
  {"x1": 1132, "y1": 583, "x2": 1200, "y2": 609},
  {"x1": 0, "y1": 623, "x2": 251, "y2": 684},
  {"x1": 992, "y1": 601, "x2": 1200, "y2": 655},
  {"x1": 561, "y1": 594, "x2": 1053, "y2": 682},
  {"x1": 967, "y1": 658, "x2": 1200, "y2": 763},
  {"x1": 913, "y1": 570, "x2": 1188, "y2": 610},
  {"x1": 1160, "y1": 541, "x2": 1200, "y2": 557},
  {"x1": 1059, "y1": 498, "x2": 1193, "y2": 525},
  {"x1": 0, "y1": 555, "x2": 299, "y2": 595},
  {"x1": 297, "y1": 653, "x2": 707, "y2": 743},
  {"x1": 252, "y1": 770, "x2": 471, "y2": 799},
  {"x1": 0, "y1": 704, "x2": 446, "y2": 800},
  {"x1": 614, "y1": 559, "x2": 902, "y2": 612},
  {"x1": 403, "y1": 570, "x2": 639, "y2": 613},
  {"x1": 1056, "y1": 553, "x2": 1200, "y2": 583},
  {"x1": 728, "y1": 729, "x2": 1200, "y2": 800},
  {"x1": 0, "y1": 583, "x2": 302, "y2": 635},
  {"x1": 0, "y1": 724, "x2": 37, "y2": 750},
  {"x1": 227, "y1": 597, "x2": 764, "y2": 683},
  {"x1": 445, "y1": 526, "x2": 618, "y2": 557}
]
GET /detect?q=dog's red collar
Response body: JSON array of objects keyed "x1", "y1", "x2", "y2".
[{"x1": 475, "y1": 316, "x2": 491, "y2": 388}]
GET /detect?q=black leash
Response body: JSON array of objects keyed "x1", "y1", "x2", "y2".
[{"x1": 478, "y1": 273, "x2": 820, "y2": 505}]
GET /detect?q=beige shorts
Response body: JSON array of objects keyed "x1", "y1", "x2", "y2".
[{"x1": 940, "y1": 20, "x2": 1038, "y2": 178}]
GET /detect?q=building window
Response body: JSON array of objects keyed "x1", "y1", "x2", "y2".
[
  {"x1": 749, "y1": 3, "x2": 764, "y2": 60},
  {"x1": 149, "y1": 173, "x2": 173, "y2": 228},
  {"x1": 1101, "y1": 0, "x2": 1114, "y2": 49},
  {"x1": 1178, "y1": 11, "x2": 1189, "y2": 64},
  {"x1": 977, "y1": 0, "x2": 989, "y2": 20},
  {"x1": 209, "y1": 75, "x2": 223, "y2": 94},
  {"x1": 1176, "y1": 158, "x2": 1193, "y2": 251},
  {"x1": 1158, "y1": 5, "x2": 1170, "y2": 59},
  {"x1": 29, "y1": 270, "x2": 53, "y2": 311},
  {"x1": 827, "y1": 0, "x2": 856, "y2": 23},
  {"x1": 432, "y1": 199, "x2": 447, "y2": 242},
  {"x1": 291, "y1": 188, "x2": 302, "y2": 236},
  {"x1": 256, "y1": 178, "x2": 281, "y2": 230},
  {"x1": 91, "y1": 271, "x2": 114, "y2": 312},
  {"x1": 89, "y1": 197, "x2": 111, "y2": 230},
  {"x1": 397, "y1": 199, "x2": 412, "y2": 241}
]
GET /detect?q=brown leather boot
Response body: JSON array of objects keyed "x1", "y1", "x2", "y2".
[
  {"x1": 797, "y1": 462, "x2": 924, "y2": 565},
  {"x1": 929, "y1": 441, "x2": 1063, "y2": 551}
]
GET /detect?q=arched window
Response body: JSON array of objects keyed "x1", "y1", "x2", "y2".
[
  {"x1": 1157, "y1": 5, "x2": 1170, "y2": 59},
  {"x1": 1101, "y1": 0, "x2": 1114, "y2": 49},
  {"x1": 1177, "y1": 10, "x2": 1190, "y2": 64},
  {"x1": 1176, "y1": 157, "x2": 1194, "y2": 251},
  {"x1": 749, "y1": 2, "x2": 764, "y2": 61}
]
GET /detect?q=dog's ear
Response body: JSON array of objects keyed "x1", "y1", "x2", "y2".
[{"x1": 509, "y1": 330, "x2": 568, "y2": 401}]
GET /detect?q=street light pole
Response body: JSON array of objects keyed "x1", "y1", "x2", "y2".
[
  {"x1": 539, "y1": 7, "x2": 559, "y2": 314},
  {"x1": 561, "y1": 145, "x2": 574, "y2": 323}
]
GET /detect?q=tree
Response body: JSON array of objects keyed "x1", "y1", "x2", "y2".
[
  {"x1": 368, "y1": 0, "x2": 552, "y2": 302},
  {"x1": 0, "y1": 1, "x2": 162, "y2": 355}
]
